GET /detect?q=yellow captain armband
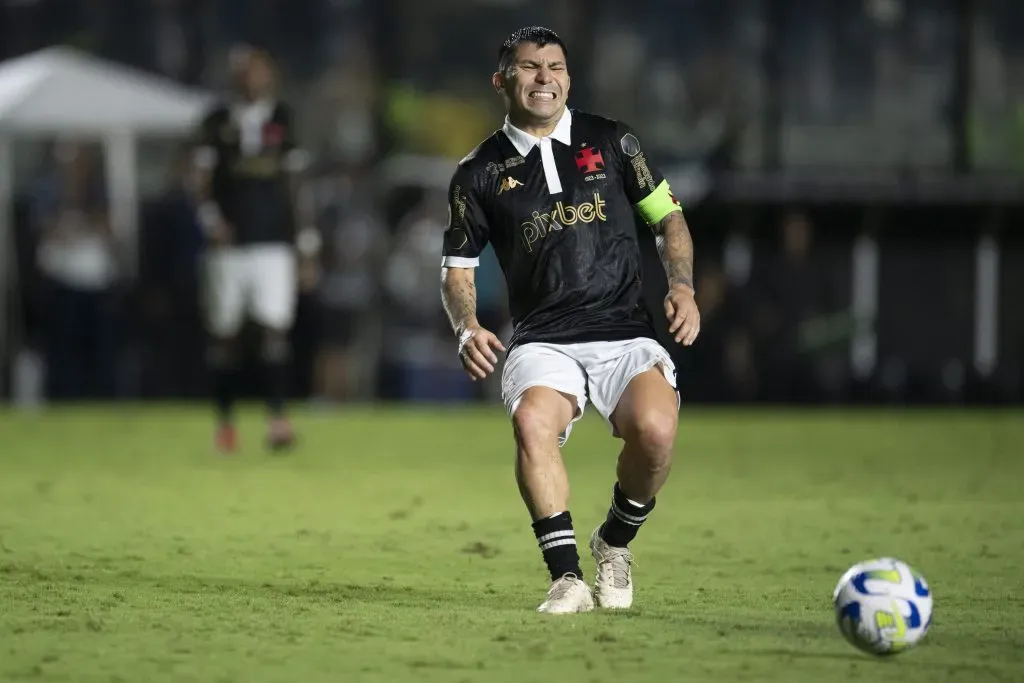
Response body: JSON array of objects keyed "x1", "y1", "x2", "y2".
[{"x1": 634, "y1": 179, "x2": 682, "y2": 225}]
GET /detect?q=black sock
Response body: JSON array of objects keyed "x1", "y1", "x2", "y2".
[
  {"x1": 599, "y1": 483, "x2": 656, "y2": 548},
  {"x1": 208, "y1": 346, "x2": 237, "y2": 424},
  {"x1": 263, "y1": 336, "x2": 291, "y2": 417},
  {"x1": 265, "y1": 359, "x2": 289, "y2": 417},
  {"x1": 532, "y1": 511, "x2": 583, "y2": 582}
]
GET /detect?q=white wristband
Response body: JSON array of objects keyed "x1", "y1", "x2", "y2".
[
  {"x1": 296, "y1": 227, "x2": 322, "y2": 257},
  {"x1": 197, "y1": 202, "x2": 223, "y2": 235}
]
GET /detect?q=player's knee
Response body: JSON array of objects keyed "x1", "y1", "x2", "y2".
[
  {"x1": 206, "y1": 338, "x2": 238, "y2": 368},
  {"x1": 262, "y1": 331, "x2": 291, "y2": 363},
  {"x1": 623, "y1": 409, "x2": 677, "y2": 460},
  {"x1": 512, "y1": 396, "x2": 566, "y2": 453}
]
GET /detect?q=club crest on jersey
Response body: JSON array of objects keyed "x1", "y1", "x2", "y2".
[
  {"x1": 262, "y1": 122, "x2": 285, "y2": 146},
  {"x1": 575, "y1": 147, "x2": 605, "y2": 174},
  {"x1": 498, "y1": 176, "x2": 524, "y2": 194}
]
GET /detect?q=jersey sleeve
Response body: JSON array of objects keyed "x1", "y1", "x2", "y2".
[
  {"x1": 441, "y1": 166, "x2": 490, "y2": 268},
  {"x1": 614, "y1": 121, "x2": 682, "y2": 225}
]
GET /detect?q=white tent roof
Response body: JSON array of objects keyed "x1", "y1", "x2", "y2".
[{"x1": 0, "y1": 46, "x2": 213, "y2": 135}]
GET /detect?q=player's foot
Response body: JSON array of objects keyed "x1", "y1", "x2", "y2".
[
  {"x1": 214, "y1": 422, "x2": 238, "y2": 455},
  {"x1": 590, "y1": 526, "x2": 634, "y2": 609},
  {"x1": 536, "y1": 573, "x2": 594, "y2": 614},
  {"x1": 266, "y1": 416, "x2": 296, "y2": 452}
]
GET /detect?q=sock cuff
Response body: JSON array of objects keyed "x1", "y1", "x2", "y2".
[
  {"x1": 532, "y1": 510, "x2": 574, "y2": 537},
  {"x1": 613, "y1": 483, "x2": 655, "y2": 513}
]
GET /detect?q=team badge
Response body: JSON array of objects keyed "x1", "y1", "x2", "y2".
[{"x1": 574, "y1": 147, "x2": 605, "y2": 174}]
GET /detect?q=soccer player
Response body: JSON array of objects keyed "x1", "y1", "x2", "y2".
[
  {"x1": 192, "y1": 47, "x2": 317, "y2": 454},
  {"x1": 440, "y1": 27, "x2": 700, "y2": 614}
]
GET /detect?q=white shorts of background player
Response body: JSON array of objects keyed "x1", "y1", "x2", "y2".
[
  {"x1": 501, "y1": 338, "x2": 678, "y2": 446},
  {"x1": 202, "y1": 244, "x2": 297, "y2": 337}
]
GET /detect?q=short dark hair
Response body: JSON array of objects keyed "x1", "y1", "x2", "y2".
[{"x1": 497, "y1": 26, "x2": 567, "y2": 76}]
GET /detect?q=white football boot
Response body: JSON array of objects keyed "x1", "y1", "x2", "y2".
[
  {"x1": 590, "y1": 526, "x2": 635, "y2": 609},
  {"x1": 536, "y1": 573, "x2": 594, "y2": 614}
]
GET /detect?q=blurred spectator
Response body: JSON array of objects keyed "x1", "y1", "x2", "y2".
[
  {"x1": 312, "y1": 166, "x2": 387, "y2": 402},
  {"x1": 684, "y1": 262, "x2": 757, "y2": 402},
  {"x1": 379, "y1": 190, "x2": 472, "y2": 402},
  {"x1": 137, "y1": 147, "x2": 206, "y2": 398},
  {"x1": 31, "y1": 141, "x2": 120, "y2": 399},
  {"x1": 749, "y1": 211, "x2": 850, "y2": 403}
]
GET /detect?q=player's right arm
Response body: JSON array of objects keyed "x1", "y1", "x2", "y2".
[
  {"x1": 191, "y1": 108, "x2": 232, "y2": 245},
  {"x1": 439, "y1": 168, "x2": 506, "y2": 380}
]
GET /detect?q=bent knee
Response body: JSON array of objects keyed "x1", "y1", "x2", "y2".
[
  {"x1": 512, "y1": 390, "x2": 575, "y2": 448},
  {"x1": 512, "y1": 402, "x2": 562, "y2": 446},
  {"x1": 623, "y1": 410, "x2": 678, "y2": 457},
  {"x1": 262, "y1": 331, "x2": 291, "y2": 362}
]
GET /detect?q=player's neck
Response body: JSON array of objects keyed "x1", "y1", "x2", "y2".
[
  {"x1": 509, "y1": 109, "x2": 564, "y2": 139},
  {"x1": 241, "y1": 91, "x2": 270, "y2": 104}
]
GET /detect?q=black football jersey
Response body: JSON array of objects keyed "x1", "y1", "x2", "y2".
[
  {"x1": 442, "y1": 108, "x2": 683, "y2": 351},
  {"x1": 195, "y1": 100, "x2": 306, "y2": 245}
]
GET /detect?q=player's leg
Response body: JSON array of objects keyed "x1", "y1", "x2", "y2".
[
  {"x1": 503, "y1": 344, "x2": 593, "y2": 614},
  {"x1": 586, "y1": 339, "x2": 679, "y2": 608},
  {"x1": 201, "y1": 248, "x2": 247, "y2": 453},
  {"x1": 249, "y1": 243, "x2": 299, "y2": 450}
]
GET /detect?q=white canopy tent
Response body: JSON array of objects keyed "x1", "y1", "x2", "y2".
[{"x1": 0, "y1": 46, "x2": 214, "y2": 397}]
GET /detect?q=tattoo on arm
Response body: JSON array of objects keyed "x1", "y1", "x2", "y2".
[
  {"x1": 441, "y1": 268, "x2": 480, "y2": 337},
  {"x1": 652, "y1": 211, "x2": 694, "y2": 290}
]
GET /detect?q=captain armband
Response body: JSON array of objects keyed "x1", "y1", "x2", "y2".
[{"x1": 633, "y1": 179, "x2": 683, "y2": 225}]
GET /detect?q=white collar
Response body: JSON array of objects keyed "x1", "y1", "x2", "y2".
[
  {"x1": 233, "y1": 98, "x2": 275, "y2": 119},
  {"x1": 501, "y1": 107, "x2": 572, "y2": 157}
]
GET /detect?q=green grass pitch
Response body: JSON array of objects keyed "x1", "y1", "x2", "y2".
[{"x1": 1, "y1": 406, "x2": 1022, "y2": 682}]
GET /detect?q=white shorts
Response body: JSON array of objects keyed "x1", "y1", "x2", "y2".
[
  {"x1": 202, "y1": 244, "x2": 297, "y2": 336},
  {"x1": 501, "y1": 338, "x2": 677, "y2": 446}
]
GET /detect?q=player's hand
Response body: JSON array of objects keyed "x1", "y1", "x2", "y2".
[
  {"x1": 664, "y1": 283, "x2": 700, "y2": 346},
  {"x1": 207, "y1": 220, "x2": 234, "y2": 247},
  {"x1": 457, "y1": 326, "x2": 506, "y2": 381}
]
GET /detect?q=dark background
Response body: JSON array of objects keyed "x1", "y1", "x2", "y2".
[{"x1": 1, "y1": 0, "x2": 1022, "y2": 407}]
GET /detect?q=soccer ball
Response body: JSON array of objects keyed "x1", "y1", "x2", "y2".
[{"x1": 832, "y1": 557, "x2": 933, "y2": 655}]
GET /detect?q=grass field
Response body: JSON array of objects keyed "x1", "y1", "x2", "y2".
[{"x1": 1, "y1": 406, "x2": 1022, "y2": 683}]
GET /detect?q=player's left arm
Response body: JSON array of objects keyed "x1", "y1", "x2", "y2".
[{"x1": 616, "y1": 123, "x2": 700, "y2": 346}]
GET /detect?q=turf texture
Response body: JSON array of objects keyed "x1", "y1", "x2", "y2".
[{"x1": 0, "y1": 406, "x2": 1021, "y2": 682}]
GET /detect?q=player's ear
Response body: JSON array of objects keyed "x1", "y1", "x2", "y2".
[{"x1": 491, "y1": 71, "x2": 505, "y2": 95}]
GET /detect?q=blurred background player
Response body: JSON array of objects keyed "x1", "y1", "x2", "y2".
[{"x1": 192, "y1": 46, "x2": 318, "y2": 454}]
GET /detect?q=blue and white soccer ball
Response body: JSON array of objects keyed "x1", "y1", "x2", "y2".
[{"x1": 832, "y1": 557, "x2": 933, "y2": 655}]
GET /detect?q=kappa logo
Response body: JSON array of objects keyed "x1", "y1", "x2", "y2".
[
  {"x1": 574, "y1": 146, "x2": 605, "y2": 174},
  {"x1": 498, "y1": 176, "x2": 524, "y2": 194}
]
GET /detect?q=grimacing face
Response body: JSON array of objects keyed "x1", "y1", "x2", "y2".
[{"x1": 493, "y1": 41, "x2": 570, "y2": 128}]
